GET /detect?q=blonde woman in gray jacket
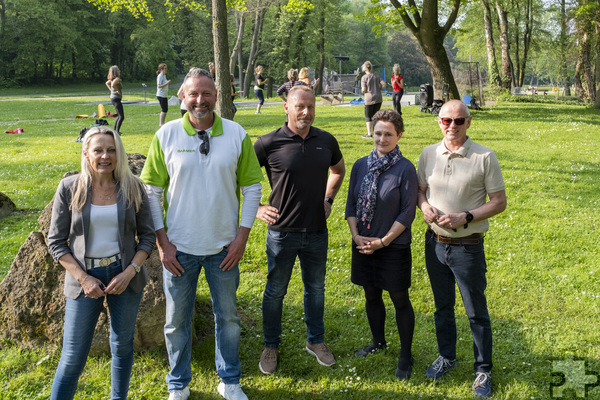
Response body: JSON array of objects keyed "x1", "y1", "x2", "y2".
[{"x1": 48, "y1": 127, "x2": 155, "y2": 400}]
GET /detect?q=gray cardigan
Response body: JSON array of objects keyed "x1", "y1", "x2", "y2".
[{"x1": 47, "y1": 174, "x2": 155, "y2": 299}]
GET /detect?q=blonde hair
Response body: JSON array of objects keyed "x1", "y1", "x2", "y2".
[
  {"x1": 362, "y1": 61, "x2": 372, "y2": 73},
  {"x1": 255, "y1": 65, "x2": 264, "y2": 74},
  {"x1": 71, "y1": 127, "x2": 145, "y2": 212},
  {"x1": 107, "y1": 65, "x2": 119, "y2": 80},
  {"x1": 157, "y1": 63, "x2": 167, "y2": 75},
  {"x1": 393, "y1": 64, "x2": 401, "y2": 74},
  {"x1": 287, "y1": 68, "x2": 299, "y2": 81},
  {"x1": 298, "y1": 67, "x2": 309, "y2": 80}
]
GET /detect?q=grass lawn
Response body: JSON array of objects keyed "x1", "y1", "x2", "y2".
[{"x1": 1, "y1": 94, "x2": 599, "y2": 399}]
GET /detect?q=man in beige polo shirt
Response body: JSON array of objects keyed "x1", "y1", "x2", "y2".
[{"x1": 417, "y1": 100, "x2": 506, "y2": 398}]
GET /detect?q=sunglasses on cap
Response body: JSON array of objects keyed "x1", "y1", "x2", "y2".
[{"x1": 440, "y1": 117, "x2": 468, "y2": 126}]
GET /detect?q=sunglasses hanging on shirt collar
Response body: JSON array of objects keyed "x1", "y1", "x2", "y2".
[{"x1": 198, "y1": 130, "x2": 210, "y2": 155}]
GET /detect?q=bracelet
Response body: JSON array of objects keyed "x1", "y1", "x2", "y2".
[{"x1": 380, "y1": 238, "x2": 387, "y2": 247}]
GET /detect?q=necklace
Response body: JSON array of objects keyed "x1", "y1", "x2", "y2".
[{"x1": 92, "y1": 182, "x2": 116, "y2": 201}]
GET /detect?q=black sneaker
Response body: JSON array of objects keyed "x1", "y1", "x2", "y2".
[
  {"x1": 354, "y1": 342, "x2": 387, "y2": 358},
  {"x1": 473, "y1": 372, "x2": 492, "y2": 398},
  {"x1": 425, "y1": 356, "x2": 456, "y2": 380},
  {"x1": 394, "y1": 356, "x2": 414, "y2": 380}
]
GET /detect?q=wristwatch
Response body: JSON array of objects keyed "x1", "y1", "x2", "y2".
[
  {"x1": 130, "y1": 262, "x2": 141, "y2": 274},
  {"x1": 464, "y1": 211, "x2": 474, "y2": 229},
  {"x1": 324, "y1": 197, "x2": 334, "y2": 205}
]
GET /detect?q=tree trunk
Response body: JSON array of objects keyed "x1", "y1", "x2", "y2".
[
  {"x1": 595, "y1": 0, "x2": 600, "y2": 108},
  {"x1": 243, "y1": 5, "x2": 267, "y2": 100},
  {"x1": 574, "y1": 58, "x2": 586, "y2": 101},
  {"x1": 316, "y1": 12, "x2": 325, "y2": 95},
  {"x1": 481, "y1": 0, "x2": 501, "y2": 86},
  {"x1": 512, "y1": 0, "x2": 521, "y2": 86},
  {"x1": 578, "y1": 22, "x2": 595, "y2": 102},
  {"x1": 0, "y1": 0, "x2": 6, "y2": 54},
  {"x1": 560, "y1": 0, "x2": 571, "y2": 96},
  {"x1": 496, "y1": 2, "x2": 513, "y2": 90},
  {"x1": 212, "y1": 0, "x2": 233, "y2": 119},
  {"x1": 417, "y1": 34, "x2": 460, "y2": 99},
  {"x1": 517, "y1": 0, "x2": 533, "y2": 87},
  {"x1": 229, "y1": 10, "x2": 245, "y2": 80},
  {"x1": 389, "y1": 0, "x2": 462, "y2": 99}
]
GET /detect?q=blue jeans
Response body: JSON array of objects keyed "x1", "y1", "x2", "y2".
[
  {"x1": 51, "y1": 261, "x2": 143, "y2": 400},
  {"x1": 425, "y1": 231, "x2": 492, "y2": 373},
  {"x1": 262, "y1": 230, "x2": 328, "y2": 348},
  {"x1": 163, "y1": 249, "x2": 241, "y2": 390}
]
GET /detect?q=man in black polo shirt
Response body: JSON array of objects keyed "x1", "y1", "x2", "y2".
[{"x1": 254, "y1": 85, "x2": 345, "y2": 375}]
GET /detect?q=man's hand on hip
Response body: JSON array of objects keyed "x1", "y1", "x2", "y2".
[{"x1": 257, "y1": 204, "x2": 279, "y2": 225}]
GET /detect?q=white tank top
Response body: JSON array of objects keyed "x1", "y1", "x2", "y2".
[{"x1": 86, "y1": 204, "x2": 120, "y2": 258}]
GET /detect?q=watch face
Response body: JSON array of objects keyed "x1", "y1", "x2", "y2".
[{"x1": 466, "y1": 212, "x2": 474, "y2": 222}]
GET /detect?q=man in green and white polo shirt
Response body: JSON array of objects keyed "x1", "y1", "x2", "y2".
[{"x1": 141, "y1": 68, "x2": 262, "y2": 400}]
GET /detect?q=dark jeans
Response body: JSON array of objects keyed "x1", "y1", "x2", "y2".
[
  {"x1": 254, "y1": 88, "x2": 265, "y2": 105},
  {"x1": 425, "y1": 231, "x2": 492, "y2": 373},
  {"x1": 392, "y1": 90, "x2": 404, "y2": 115},
  {"x1": 111, "y1": 98, "x2": 124, "y2": 132},
  {"x1": 262, "y1": 230, "x2": 328, "y2": 348}
]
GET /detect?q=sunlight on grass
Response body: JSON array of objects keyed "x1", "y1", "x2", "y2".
[{"x1": 1, "y1": 98, "x2": 599, "y2": 399}]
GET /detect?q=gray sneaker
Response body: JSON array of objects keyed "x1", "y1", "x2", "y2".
[
  {"x1": 425, "y1": 355, "x2": 457, "y2": 380},
  {"x1": 305, "y1": 342, "x2": 336, "y2": 366},
  {"x1": 473, "y1": 372, "x2": 492, "y2": 398},
  {"x1": 259, "y1": 347, "x2": 278, "y2": 375}
]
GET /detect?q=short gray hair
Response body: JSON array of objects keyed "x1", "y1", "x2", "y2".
[{"x1": 184, "y1": 68, "x2": 213, "y2": 84}]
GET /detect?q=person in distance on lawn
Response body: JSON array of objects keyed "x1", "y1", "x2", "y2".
[
  {"x1": 360, "y1": 60, "x2": 386, "y2": 139},
  {"x1": 417, "y1": 100, "x2": 506, "y2": 398},
  {"x1": 48, "y1": 127, "x2": 155, "y2": 400},
  {"x1": 156, "y1": 63, "x2": 171, "y2": 127},
  {"x1": 106, "y1": 65, "x2": 124, "y2": 133},
  {"x1": 254, "y1": 85, "x2": 345, "y2": 375},
  {"x1": 141, "y1": 68, "x2": 262, "y2": 400},
  {"x1": 345, "y1": 109, "x2": 417, "y2": 380}
]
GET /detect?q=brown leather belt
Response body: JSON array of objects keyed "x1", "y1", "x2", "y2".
[{"x1": 427, "y1": 229, "x2": 484, "y2": 245}]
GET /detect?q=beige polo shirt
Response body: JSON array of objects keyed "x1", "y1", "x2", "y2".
[{"x1": 418, "y1": 137, "x2": 505, "y2": 237}]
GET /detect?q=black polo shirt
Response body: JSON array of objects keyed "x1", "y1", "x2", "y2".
[{"x1": 254, "y1": 123, "x2": 343, "y2": 232}]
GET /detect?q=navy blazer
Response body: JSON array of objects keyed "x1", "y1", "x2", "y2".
[{"x1": 48, "y1": 174, "x2": 156, "y2": 299}]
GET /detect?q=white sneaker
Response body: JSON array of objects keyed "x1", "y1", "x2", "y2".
[
  {"x1": 168, "y1": 387, "x2": 190, "y2": 400},
  {"x1": 218, "y1": 382, "x2": 248, "y2": 400}
]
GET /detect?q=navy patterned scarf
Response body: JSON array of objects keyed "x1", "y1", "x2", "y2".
[{"x1": 356, "y1": 145, "x2": 402, "y2": 229}]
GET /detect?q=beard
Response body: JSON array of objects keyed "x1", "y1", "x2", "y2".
[
  {"x1": 295, "y1": 118, "x2": 312, "y2": 130},
  {"x1": 188, "y1": 102, "x2": 213, "y2": 120}
]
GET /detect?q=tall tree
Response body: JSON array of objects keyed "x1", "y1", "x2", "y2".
[
  {"x1": 242, "y1": 3, "x2": 268, "y2": 98},
  {"x1": 482, "y1": 0, "x2": 501, "y2": 86},
  {"x1": 213, "y1": 0, "x2": 234, "y2": 118},
  {"x1": 229, "y1": 10, "x2": 246, "y2": 78},
  {"x1": 512, "y1": 0, "x2": 534, "y2": 87},
  {"x1": 496, "y1": 1, "x2": 515, "y2": 89},
  {"x1": 559, "y1": 0, "x2": 572, "y2": 95},
  {"x1": 573, "y1": 0, "x2": 595, "y2": 102},
  {"x1": 377, "y1": 0, "x2": 463, "y2": 99}
]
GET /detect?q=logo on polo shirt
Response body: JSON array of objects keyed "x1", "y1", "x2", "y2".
[{"x1": 177, "y1": 149, "x2": 196, "y2": 153}]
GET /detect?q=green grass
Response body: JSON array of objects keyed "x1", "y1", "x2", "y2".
[{"x1": 1, "y1": 96, "x2": 600, "y2": 399}]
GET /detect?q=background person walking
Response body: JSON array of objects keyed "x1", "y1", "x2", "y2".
[
  {"x1": 106, "y1": 65, "x2": 124, "y2": 133},
  {"x1": 156, "y1": 63, "x2": 171, "y2": 127}
]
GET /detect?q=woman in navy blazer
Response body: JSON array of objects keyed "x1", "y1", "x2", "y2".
[{"x1": 48, "y1": 127, "x2": 155, "y2": 400}]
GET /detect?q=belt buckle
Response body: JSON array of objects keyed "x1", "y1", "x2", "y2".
[{"x1": 99, "y1": 257, "x2": 111, "y2": 267}]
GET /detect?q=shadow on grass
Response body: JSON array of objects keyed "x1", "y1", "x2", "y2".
[{"x1": 176, "y1": 293, "x2": 555, "y2": 399}]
